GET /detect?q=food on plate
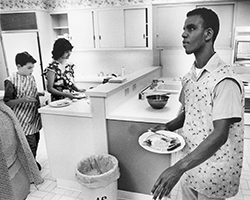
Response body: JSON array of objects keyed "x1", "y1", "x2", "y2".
[
  {"x1": 72, "y1": 92, "x2": 86, "y2": 99},
  {"x1": 57, "y1": 101, "x2": 70, "y2": 106},
  {"x1": 143, "y1": 133, "x2": 181, "y2": 152}
]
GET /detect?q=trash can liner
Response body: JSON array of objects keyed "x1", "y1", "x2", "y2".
[{"x1": 75, "y1": 154, "x2": 120, "y2": 188}]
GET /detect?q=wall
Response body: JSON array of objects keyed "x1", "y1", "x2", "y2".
[{"x1": 70, "y1": 50, "x2": 156, "y2": 76}]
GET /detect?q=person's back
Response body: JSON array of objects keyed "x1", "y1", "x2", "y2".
[{"x1": 0, "y1": 101, "x2": 43, "y2": 200}]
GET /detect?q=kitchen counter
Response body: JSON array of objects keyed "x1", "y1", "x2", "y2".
[
  {"x1": 0, "y1": 90, "x2": 4, "y2": 100},
  {"x1": 106, "y1": 83, "x2": 182, "y2": 198},
  {"x1": 38, "y1": 98, "x2": 91, "y2": 117},
  {"x1": 108, "y1": 93, "x2": 181, "y2": 123},
  {"x1": 38, "y1": 98, "x2": 94, "y2": 191}
]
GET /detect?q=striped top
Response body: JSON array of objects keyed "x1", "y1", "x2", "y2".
[{"x1": 4, "y1": 72, "x2": 42, "y2": 135}]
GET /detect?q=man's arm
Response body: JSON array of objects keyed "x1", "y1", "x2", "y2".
[
  {"x1": 151, "y1": 109, "x2": 185, "y2": 132},
  {"x1": 151, "y1": 118, "x2": 231, "y2": 199}
]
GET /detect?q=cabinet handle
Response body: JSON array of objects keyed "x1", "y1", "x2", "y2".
[
  {"x1": 143, "y1": 34, "x2": 145, "y2": 39},
  {"x1": 99, "y1": 35, "x2": 101, "y2": 40},
  {"x1": 156, "y1": 33, "x2": 159, "y2": 37}
]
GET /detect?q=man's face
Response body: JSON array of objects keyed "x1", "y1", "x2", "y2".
[
  {"x1": 18, "y1": 62, "x2": 34, "y2": 76},
  {"x1": 182, "y1": 15, "x2": 206, "y2": 55}
]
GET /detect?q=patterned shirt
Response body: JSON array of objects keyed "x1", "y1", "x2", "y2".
[
  {"x1": 4, "y1": 72, "x2": 42, "y2": 136},
  {"x1": 179, "y1": 53, "x2": 245, "y2": 198},
  {"x1": 43, "y1": 60, "x2": 76, "y2": 101}
]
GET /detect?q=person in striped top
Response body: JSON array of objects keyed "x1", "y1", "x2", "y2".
[{"x1": 4, "y1": 51, "x2": 43, "y2": 171}]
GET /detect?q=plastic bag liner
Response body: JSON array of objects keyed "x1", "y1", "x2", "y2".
[{"x1": 75, "y1": 154, "x2": 120, "y2": 189}]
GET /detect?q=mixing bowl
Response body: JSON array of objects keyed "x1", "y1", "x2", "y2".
[{"x1": 146, "y1": 94, "x2": 169, "y2": 109}]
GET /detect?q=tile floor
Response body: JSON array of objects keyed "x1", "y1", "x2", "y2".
[{"x1": 26, "y1": 128, "x2": 250, "y2": 200}]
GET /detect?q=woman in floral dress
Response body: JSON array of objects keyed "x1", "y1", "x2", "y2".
[{"x1": 44, "y1": 38, "x2": 85, "y2": 101}]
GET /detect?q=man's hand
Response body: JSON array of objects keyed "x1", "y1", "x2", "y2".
[
  {"x1": 151, "y1": 165, "x2": 183, "y2": 200},
  {"x1": 150, "y1": 124, "x2": 168, "y2": 132}
]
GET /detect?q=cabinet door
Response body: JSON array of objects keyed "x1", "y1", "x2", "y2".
[
  {"x1": 155, "y1": 5, "x2": 195, "y2": 48},
  {"x1": 124, "y1": 8, "x2": 147, "y2": 48},
  {"x1": 97, "y1": 9, "x2": 125, "y2": 48},
  {"x1": 197, "y1": 4, "x2": 234, "y2": 48},
  {"x1": 68, "y1": 11, "x2": 95, "y2": 49}
]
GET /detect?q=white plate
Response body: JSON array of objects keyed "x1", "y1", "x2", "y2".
[
  {"x1": 138, "y1": 130, "x2": 185, "y2": 154},
  {"x1": 49, "y1": 99, "x2": 72, "y2": 108},
  {"x1": 73, "y1": 92, "x2": 86, "y2": 98}
]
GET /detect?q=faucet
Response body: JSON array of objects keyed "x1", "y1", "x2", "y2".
[
  {"x1": 150, "y1": 79, "x2": 164, "y2": 89},
  {"x1": 98, "y1": 71, "x2": 105, "y2": 77}
]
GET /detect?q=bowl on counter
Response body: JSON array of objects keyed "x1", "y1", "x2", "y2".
[{"x1": 146, "y1": 94, "x2": 169, "y2": 109}]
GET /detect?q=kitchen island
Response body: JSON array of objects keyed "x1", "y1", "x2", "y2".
[
  {"x1": 106, "y1": 92, "x2": 182, "y2": 199},
  {"x1": 38, "y1": 98, "x2": 94, "y2": 190},
  {"x1": 39, "y1": 66, "x2": 183, "y2": 199}
]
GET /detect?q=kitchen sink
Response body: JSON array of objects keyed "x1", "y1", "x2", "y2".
[{"x1": 155, "y1": 83, "x2": 181, "y2": 94}]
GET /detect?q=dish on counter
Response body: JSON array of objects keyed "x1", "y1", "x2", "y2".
[
  {"x1": 49, "y1": 99, "x2": 72, "y2": 108},
  {"x1": 138, "y1": 130, "x2": 185, "y2": 154},
  {"x1": 72, "y1": 92, "x2": 86, "y2": 99}
]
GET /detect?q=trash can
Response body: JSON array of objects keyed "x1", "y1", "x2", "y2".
[{"x1": 75, "y1": 154, "x2": 120, "y2": 200}]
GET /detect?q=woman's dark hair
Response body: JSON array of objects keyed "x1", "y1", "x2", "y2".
[
  {"x1": 187, "y1": 7, "x2": 220, "y2": 43},
  {"x1": 51, "y1": 38, "x2": 74, "y2": 60}
]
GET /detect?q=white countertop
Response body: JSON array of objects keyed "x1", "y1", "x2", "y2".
[
  {"x1": 38, "y1": 98, "x2": 92, "y2": 118},
  {"x1": 0, "y1": 90, "x2": 4, "y2": 100},
  {"x1": 107, "y1": 93, "x2": 182, "y2": 124},
  {"x1": 86, "y1": 67, "x2": 161, "y2": 97}
]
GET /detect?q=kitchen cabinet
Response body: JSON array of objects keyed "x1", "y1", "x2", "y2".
[
  {"x1": 68, "y1": 11, "x2": 95, "y2": 49},
  {"x1": 155, "y1": 5, "x2": 195, "y2": 48},
  {"x1": 124, "y1": 8, "x2": 148, "y2": 48},
  {"x1": 50, "y1": 13, "x2": 69, "y2": 38},
  {"x1": 154, "y1": 3, "x2": 234, "y2": 49},
  {"x1": 107, "y1": 120, "x2": 171, "y2": 195},
  {"x1": 38, "y1": 99, "x2": 94, "y2": 191},
  {"x1": 50, "y1": 7, "x2": 150, "y2": 50},
  {"x1": 97, "y1": 8, "x2": 149, "y2": 49},
  {"x1": 196, "y1": 3, "x2": 234, "y2": 48},
  {"x1": 96, "y1": 9, "x2": 125, "y2": 48}
]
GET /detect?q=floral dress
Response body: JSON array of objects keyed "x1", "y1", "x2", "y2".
[{"x1": 43, "y1": 60, "x2": 76, "y2": 101}]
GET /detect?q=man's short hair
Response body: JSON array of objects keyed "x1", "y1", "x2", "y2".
[
  {"x1": 15, "y1": 51, "x2": 37, "y2": 66},
  {"x1": 187, "y1": 7, "x2": 220, "y2": 42}
]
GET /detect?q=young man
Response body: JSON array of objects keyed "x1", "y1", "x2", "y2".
[
  {"x1": 4, "y1": 51, "x2": 43, "y2": 170},
  {"x1": 151, "y1": 8, "x2": 244, "y2": 200}
]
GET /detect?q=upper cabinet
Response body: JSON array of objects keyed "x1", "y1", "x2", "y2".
[
  {"x1": 96, "y1": 9, "x2": 125, "y2": 48},
  {"x1": 50, "y1": 6, "x2": 150, "y2": 50},
  {"x1": 68, "y1": 11, "x2": 95, "y2": 50},
  {"x1": 197, "y1": 4, "x2": 234, "y2": 49},
  {"x1": 124, "y1": 8, "x2": 148, "y2": 48},
  {"x1": 154, "y1": 3, "x2": 235, "y2": 49},
  {"x1": 154, "y1": 5, "x2": 195, "y2": 48}
]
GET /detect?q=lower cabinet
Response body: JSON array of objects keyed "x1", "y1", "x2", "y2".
[{"x1": 107, "y1": 119, "x2": 172, "y2": 195}]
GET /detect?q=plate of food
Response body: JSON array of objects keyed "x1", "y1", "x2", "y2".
[
  {"x1": 138, "y1": 130, "x2": 185, "y2": 154},
  {"x1": 72, "y1": 92, "x2": 86, "y2": 99},
  {"x1": 49, "y1": 99, "x2": 72, "y2": 108}
]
